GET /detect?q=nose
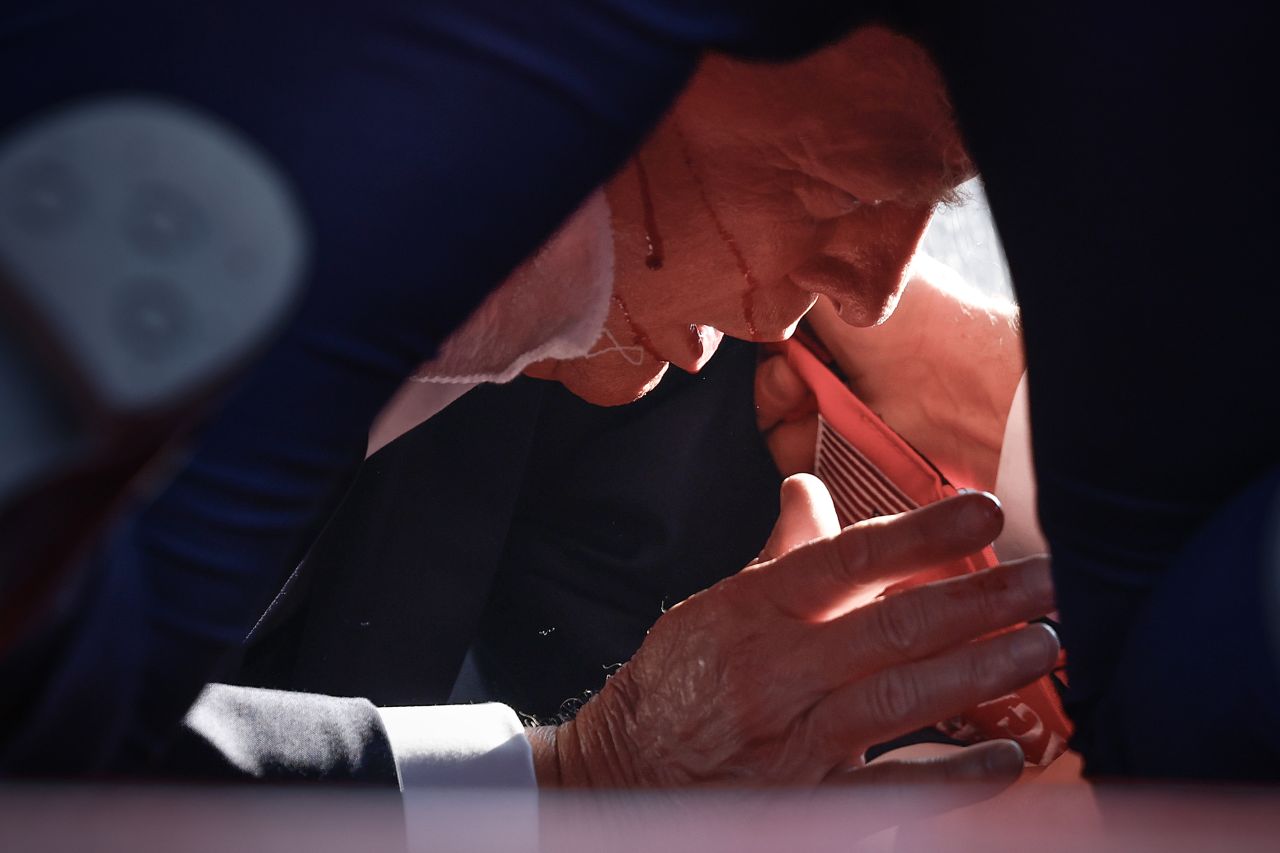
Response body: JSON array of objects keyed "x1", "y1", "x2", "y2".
[{"x1": 793, "y1": 203, "x2": 935, "y2": 327}]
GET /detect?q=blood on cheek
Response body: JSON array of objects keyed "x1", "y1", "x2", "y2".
[
  {"x1": 673, "y1": 127, "x2": 764, "y2": 339},
  {"x1": 633, "y1": 155, "x2": 665, "y2": 272},
  {"x1": 630, "y1": 154, "x2": 740, "y2": 364},
  {"x1": 612, "y1": 293, "x2": 662, "y2": 363}
]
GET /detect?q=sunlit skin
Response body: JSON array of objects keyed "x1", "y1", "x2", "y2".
[
  {"x1": 757, "y1": 260, "x2": 1026, "y2": 493},
  {"x1": 526, "y1": 26, "x2": 972, "y2": 406},
  {"x1": 532, "y1": 482, "x2": 1059, "y2": 792},
  {"x1": 502, "y1": 28, "x2": 1061, "y2": 794}
]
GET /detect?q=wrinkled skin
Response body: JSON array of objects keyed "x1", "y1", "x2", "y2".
[
  {"x1": 757, "y1": 257, "x2": 1025, "y2": 490},
  {"x1": 517, "y1": 26, "x2": 1051, "y2": 800},
  {"x1": 533, "y1": 483, "x2": 1059, "y2": 789},
  {"x1": 526, "y1": 26, "x2": 971, "y2": 406}
]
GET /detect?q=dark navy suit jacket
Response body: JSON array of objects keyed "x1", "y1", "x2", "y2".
[{"x1": 239, "y1": 338, "x2": 782, "y2": 719}]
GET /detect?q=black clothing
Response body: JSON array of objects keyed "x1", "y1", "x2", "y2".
[
  {"x1": 242, "y1": 338, "x2": 780, "y2": 718},
  {"x1": 2, "y1": 1, "x2": 1276, "y2": 779}
]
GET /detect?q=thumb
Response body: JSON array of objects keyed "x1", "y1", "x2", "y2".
[{"x1": 757, "y1": 474, "x2": 841, "y2": 563}]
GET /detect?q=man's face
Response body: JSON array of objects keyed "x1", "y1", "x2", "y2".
[{"x1": 527, "y1": 27, "x2": 971, "y2": 405}]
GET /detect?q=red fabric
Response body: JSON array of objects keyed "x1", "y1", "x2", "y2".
[{"x1": 778, "y1": 337, "x2": 1070, "y2": 764}]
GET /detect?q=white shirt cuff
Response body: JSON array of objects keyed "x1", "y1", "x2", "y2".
[
  {"x1": 377, "y1": 702, "x2": 535, "y2": 789},
  {"x1": 377, "y1": 703, "x2": 538, "y2": 853}
]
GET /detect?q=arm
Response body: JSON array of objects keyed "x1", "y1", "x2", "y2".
[
  {"x1": 528, "y1": 482, "x2": 1057, "y2": 790},
  {"x1": 169, "y1": 684, "x2": 399, "y2": 785},
  {"x1": 165, "y1": 484, "x2": 1053, "y2": 812}
]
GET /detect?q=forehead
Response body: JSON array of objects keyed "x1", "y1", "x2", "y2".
[{"x1": 680, "y1": 27, "x2": 971, "y2": 206}]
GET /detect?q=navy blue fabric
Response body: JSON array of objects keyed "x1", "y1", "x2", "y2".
[
  {"x1": 903, "y1": 5, "x2": 1280, "y2": 777},
  {"x1": 1094, "y1": 466, "x2": 1280, "y2": 779},
  {"x1": 2, "y1": 0, "x2": 1277, "y2": 781},
  {"x1": 237, "y1": 374, "x2": 550, "y2": 706},
  {"x1": 236, "y1": 338, "x2": 780, "y2": 710},
  {"x1": 0, "y1": 0, "x2": 869, "y2": 774},
  {"x1": 473, "y1": 338, "x2": 782, "y2": 719}
]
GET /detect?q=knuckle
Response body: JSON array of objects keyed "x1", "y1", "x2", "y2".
[
  {"x1": 978, "y1": 560, "x2": 1051, "y2": 627},
  {"x1": 873, "y1": 595, "x2": 924, "y2": 658},
  {"x1": 994, "y1": 561, "x2": 1036, "y2": 608},
  {"x1": 716, "y1": 572, "x2": 765, "y2": 613},
  {"x1": 869, "y1": 669, "x2": 919, "y2": 729},
  {"x1": 816, "y1": 535, "x2": 858, "y2": 586},
  {"x1": 833, "y1": 525, "x2": 876, "y2": 580},
  {"x1": 1021, "y1": 556, "x2": 1056, "y2": 609},
  {"x1": 954, "y1": 567, "x2": 1022, "y2": 631},
  {"x1": 968, "y1": 644, "x2": 1008, "y2": 689},
  {"x1": 972, "y1": 576, "x2": 1013, "y2": 629}
]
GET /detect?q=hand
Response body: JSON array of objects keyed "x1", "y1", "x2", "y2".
[
  {"x1": 531, "y1": 479, "x2": 1057, "y2": 789},
  {"x1": 756, "y1": 255, "x2": 1025, "y2": 491}
]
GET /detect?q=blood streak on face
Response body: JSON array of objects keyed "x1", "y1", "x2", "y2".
[
  {"x1": 611, "y1": 293, "x2": 661, "y2": 363},
  {"x1": 526, "y1": 26, "x2": 972, "y2": 407},
  {"x1": 674, "y1": 124, "x2": 763, "y2": 340},
  {"x1": 633, "y1": 155, "x2": 665, "y2": 272}
]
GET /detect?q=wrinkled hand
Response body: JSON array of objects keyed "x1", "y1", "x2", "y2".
[
  {"x1": 756, "y1": 256, "x2": 1025, "y2": 490},
  {"x1": 531, "y1": 478, "x2": 1057, "y2": 790}
]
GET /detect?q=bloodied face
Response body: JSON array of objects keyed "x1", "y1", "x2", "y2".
[{"x1": 526, "y1": 26, "x2": 973, "y2": 406}]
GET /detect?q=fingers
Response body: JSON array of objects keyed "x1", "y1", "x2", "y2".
[
  {"x1": 833, "y1": 740, "x2": 1024, "y2": 787},
  {"x1": 757, "y1": 475, "x2": 841, "y2": 563},
  {"x1": 807, "y1": 556, "x2": 1054, "y2": 687},
  {"x1": 805, "y1": 623, "x2": 1060, "y2": 764},
  {"x1": 822, "y1": 741, "x2": 1024, "y2": 833},
  {"x1": 755, "y1": 353, "x2": 813, "y2": 431},
  {"x1": 748, "y1": 491, "x2": 1003, "y2": 619}
]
